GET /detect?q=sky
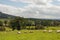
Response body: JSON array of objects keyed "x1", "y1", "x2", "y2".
[{"x1": 0, "y1": 0, "x2": 60, "y2": 19}]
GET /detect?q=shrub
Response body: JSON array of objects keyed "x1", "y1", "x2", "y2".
[{"x1": 0, "y1": 26, "x2": 5, "y2": 31}]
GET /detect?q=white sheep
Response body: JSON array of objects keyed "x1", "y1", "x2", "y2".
[
  {"x1": 43, "y1": 30, "x2": 47, "y2": 32},
  {"x1": 48, "y1": 30, "x2": 52, "y2": 33},
  {"x1": 57, "y1": 30, "x2": 60, "y2": 33},
  {"x1": 24, "y1": 31, "x2": 27, "y2": 33},
  {"x1": 17, "y1": 32, "x2": 21, "y2": 34},
  {"x1": 29, "y1": 31, "x2": 34, "y2": 33}
]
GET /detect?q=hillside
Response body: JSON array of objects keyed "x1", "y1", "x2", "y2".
[
  {"x1": 0, "y1": 12, "x2": 60, "y2": 21},
  {"x1": 0, "y1": 12, "x2": 16, "y2": 19}
]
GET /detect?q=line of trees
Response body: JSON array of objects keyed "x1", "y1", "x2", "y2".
[{"x1": 0, "y1": 17, "x2": 60, "y2": 31}]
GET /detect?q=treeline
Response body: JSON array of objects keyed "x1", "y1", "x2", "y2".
[{"x1": 0, "y1": 16, "x2": 60, "y2": 31}]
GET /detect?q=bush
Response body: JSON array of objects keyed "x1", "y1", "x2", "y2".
[
  {"x1": 0, "y1": 21, "x2": 3, "y2": 26},
  {"x1": 0, "y1": 26, "x2": 5, "y2": 31},
  {"x1": 0, "y1": 21, "x2": 5, "y2": 31}
]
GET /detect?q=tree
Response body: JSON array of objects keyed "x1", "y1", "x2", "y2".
[
  {"x1": 4, "y1": 20, "x2": 7, "y2": 27},
  {"x1": 9, "y1": 20, "x2": 16, "y2": 31},
  {"x1": 35, "y1": 21, "x2": 44, "y2": 29},
  {"x1": 0, "y1": 21, "x2": 5, "y2": 31},
  {"x1": 16, "y1": 20, "x2": 21, "y2": 31},
  {"x1": 9, "y1": 17, "x2": 21, "y2": 31}
]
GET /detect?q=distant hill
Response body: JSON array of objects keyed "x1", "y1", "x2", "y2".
[
  {"x1": 0, "y1": 12, "x2": 60, "y2": 21},
  {"x1": 0, "y1": 12, "x2": 16, "y2": 19},
  {"x1": 25, "y1": 17, "x2": 60, "y2": 21}
]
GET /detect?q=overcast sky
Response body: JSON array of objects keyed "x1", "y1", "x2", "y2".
[{"x1": 0, "y1": 0, "x2": 60, "y2": 19}]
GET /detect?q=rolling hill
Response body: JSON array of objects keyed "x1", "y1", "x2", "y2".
[{"x1": 0, "y1": 12, "x2": 16, "y2": 19}]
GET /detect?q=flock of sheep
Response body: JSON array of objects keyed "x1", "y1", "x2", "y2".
[
  {"x1": 43, "y1": 30, "x2": 60, "y2": 33},
  {"x1": 17, "y1": 30, "x2": 60, "y2": 34}
]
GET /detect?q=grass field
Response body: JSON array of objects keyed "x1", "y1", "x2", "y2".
[{"x1": 0, "y1": 27, "x2": 60, "y2": 40}]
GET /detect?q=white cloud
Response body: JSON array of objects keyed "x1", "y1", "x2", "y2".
[
  {"x1": 0, "y1": 0, "x2": 60, "y2": 19},
  {"x1": 0, "y1": 4, "x2": 25, "y2": 16},
  {"x1": 21, "y1": 3, "x2": 60, "y2": 19},
  {"x1": 57, "y1": 0, "x2": 60, "y2": 2},
  {"x1": 10, "y1": 0, "x2": 52, "y2": 5},
  {"x1": 10, "y1": 0, "x2": 17, "y2": 2}
]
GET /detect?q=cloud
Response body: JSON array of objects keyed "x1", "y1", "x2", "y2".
[
  {"x1": 57, "y1": 0, "x2": 60, "y2": 2},
  {"x1": 0, "y1": 0, "x2": 60, "y2": 19},
  {"x1": 21, "y1": 2, "x2": 60, "y2": 19},
  {"x1": 10, "y1": 0, "x2": 52, "y2": 5},
  {"x1": 10, "y1": 0, "x2": 17, "y2": 2},
  {"x1": 0, "y1": 4, "x2": 25, "y2": 16}
]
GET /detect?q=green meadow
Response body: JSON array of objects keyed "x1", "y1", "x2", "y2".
[{"x1": 0, "y1": 27, "x2": 60, "y2": 40}]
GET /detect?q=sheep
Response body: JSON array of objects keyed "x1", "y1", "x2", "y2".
[
  {"x1": 9, "y1": 29, "x2": 12, "y2": 31},
  {"x1": 57, "y1": 30, "x2": 60, "y2": 33},
  {"x1": 29, "y1": 31, "x2": 34, "y2": 33},
  {"x1": 43, "y1": 30, "x2": 47, "y2": 33},
  {"x1": 48, "y1": 30, "x2": 53, "y2": 33},
  {"x1": 24, "y1": 31, "x2": 27, "y2": 33},
  {"x1": 17, "y1": 32, "x2": 21, "y2": 34},
  {"x1": 6, "y1": 29, "x2": 12, "y2": 32}
]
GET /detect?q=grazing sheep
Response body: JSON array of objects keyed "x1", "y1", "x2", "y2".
[
  {"x1": 29, "y1": 31, "x2": 33, "y2": 33},
  {"x1": 24, "y1": 31, "x2": 27, "y2": 33},
  {"x1": 6, "y1": 30, "x2": 10, "y2": 32},
  {"x1": 57, "y1": 30, "x2": 60, "y2": 33},
  {"x1": 8, "y1": 30, "x2": 12, "y2": 31},
  {"x1": 43, "y1": 30, "x2": 47, "y2": 33},
  {"x1": 17, "y1": 32, "x2": 21, "y2": 34},
  {"x1": 6, "y1": 30, "x2": 12, "y2": 32},
  {"x1": 48, "y1": 30, "x2": 52, "y2": 33}
]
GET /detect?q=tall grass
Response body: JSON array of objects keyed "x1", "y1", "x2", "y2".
[{"x1": 0, "y1": 27, "x2": 60, "y2": 40}]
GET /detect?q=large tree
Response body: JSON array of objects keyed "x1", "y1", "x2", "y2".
[
  {"x1": 10, "y1": 16, "x2": 21, "y2": 31},
  {"x1": 0, "y1": 21, "x2": 5, "y2": 31}
]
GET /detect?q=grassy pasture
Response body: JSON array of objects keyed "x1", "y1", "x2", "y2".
[{"x1": 0, "y1": 27, "x2": 60, "y2": 40}]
